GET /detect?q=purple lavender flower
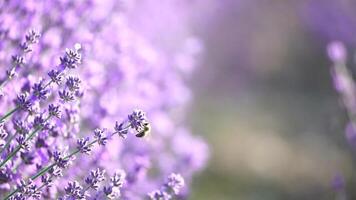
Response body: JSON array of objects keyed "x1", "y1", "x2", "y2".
[
  {"x1": 114, "y1": 121, "x2": 129, "y2": 139},
  {"x1": 148, "y1": 173, "x2": 185, "y2": 200},
  {"x1": 0, "y1": 1, "x2": 208, "y2": 199},
  {"x1": 11, "y1": 55, "x2": 25, "y2": 67},
  {"x1": 63, "y1": 181, "x2": 87, "y2": 200},
  {"x1": 33, "y1": 114, "x2": 47, "y2": 128},
  {"x1": 58, "y1": 89, "x2": 75, "y2": 102},
  {"x1": 53, "y1": 150, "x2": 70, "y2": 169},
  {"x1": 32, "y1": 80, "x2": 49, "y2": 100},
  {"x1": 128, "y1": 109, "x2": 151, "y2": 137},
  {"x1": 16, "y1": 135, "x2": 31, "y2": 152},
  {"x1": 77, "y1": 137, "x2": 93, "y2": 155},
  {"x1": 13, "y1": 119, "x2": 30, "y2": 135},
  {"x1": 24, "y1": 29, "x2": 41, "y2": 44},
  {"x1": 60, "y1": 48, "x2": 82, "y2": 69},
  {"x1": 14, "y1": 93, "x2": 32, "y2": 111},
  {"x1": 65, "y1": 76, "x2": 81, "y2": 92},
  {"x1": 48, "y1": 70, "x2": 63, "y2": 85},
  {"x1": 164, "y1": 173, "x2": 185, "y2": 195},
  {"x1": 93, "y1": 128, "x2": 108, "y2": 146},
  {"x1": 48, "y1": 104, "x2": 61, "y2": 118},
  {"x1": 85, "y1": 168, "x2": 106, "y2": 190},
  {"x1": 148, "y1": 190, "x2": 171, "y2": 200}
]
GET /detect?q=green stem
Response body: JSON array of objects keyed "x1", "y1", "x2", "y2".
[
  {"x1": 0, "y1": 146, "x2": 21, "y2": 167},
  {"x1": 0, "y1": 132, "x2": 18, "y2": 155},
  {"x1": 0, "y1": 107, "x2": 19, "y2": 123},
  {"x1": 0, "y1": 116, "x2": 51, "y2": 168},
  {"x1": 4, "y1": 126, "x2": 130, "y2": 199}
]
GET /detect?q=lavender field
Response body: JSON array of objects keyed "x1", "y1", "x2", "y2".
[{"x1": 0, "y1": 1, "x2": 355, "y2": 200}]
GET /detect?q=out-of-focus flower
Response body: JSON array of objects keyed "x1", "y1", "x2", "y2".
[{"x1": 0, "y1": 0, "x2": 208, "y2": 199}]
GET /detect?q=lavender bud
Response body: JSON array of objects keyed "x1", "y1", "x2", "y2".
[
  {"x1": 48, "y1": 70, "x2": 63, "y2": 85},
  {"x1": 60, "y1": 47, "x2": 82, "y2": 69},
  {"x1": 0, "y1": 123, "x2": 8, "y2": 139},
  {"x1": 111, "y1": 170, "x2": 126, "y2": 187},
  {"x1": 114, "y1": 121, "x2": 128, "y2": 138},
  {"x1": 53, "y1": 150, "x2": 70, "y2": 169},
  {"x1": 48, "y1": 104, "x2": 61, "y2": 118},
  {"x1": 32, "y1": 80, "x2": 49, "y2": 100},
  {"x1": 59, "y1": 89, "x2": 75, "y2": 102},
  {"x1": 33, "y1": 114, "x2": 46, "y2": 128},
  {"x1": 25, "y1": 29, "x2": 41, "y2": 44},
  {"x1": 85, "y1": 168, "x2": 106, "y2": 190},
  {"x1": 148, "y1": 190, "x2": 171, "y2": 200},
  {"x1": 65, "y1": 76, "x2": 81, "y2": 92},
  {"x1": 103, "y1": 186, "x2": 114, "y2": 198},
  {"x1": 128, "y1": 109, "x2": 151, "y2": 137},
  {"x1": 64, "y1": 181, "x2": 84, "y2": 199},
  {"x1": 16, "y1": 135, "x2": 31, "y2": 152},
  {"x1": 77, "y1": 137, "x2": 92, "y2": 155},
  {"x1": 6, "y1": 67, "x2": 16, "y2": 79},
  {"x1": 11, "y1": 55, "x2": 25, "y2": 66},
  {"x1": 9, "y1": 193, "x2": 25, "y2": 200},
  {"x1": 13, "y1": 119, "x2": 30, "y2": 135},
  {"x1": 14, "y1": 93, "x2": 32, "y2": 111},
  {"x1": 48, "y1": 166, "x2": 63, "y2": 177},
  {"x1": 41, "y1": 174, "x2": 53, "y2": 187},
  {"x1": 0, "y1": 166, "x2": 13, "y2": 184},
  {"x1": 93, "y1": 128, "x2": 108, "y2": 146},
  {"x1": 164, "y1": 173, "x2": 185, "y2": 195}
]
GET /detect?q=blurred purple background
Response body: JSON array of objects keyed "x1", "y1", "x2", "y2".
[{"x1": 189, "y1": 0, "x2": 356, "y2": 199}]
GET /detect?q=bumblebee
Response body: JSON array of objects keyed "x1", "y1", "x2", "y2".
[{"x1": 135, "y1": 122, "x2": 151, "y2": 138}]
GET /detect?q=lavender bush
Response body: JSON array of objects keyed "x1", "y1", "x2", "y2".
[{"x1": 0, "y1": 1, "x2": 208, "y2": 199}]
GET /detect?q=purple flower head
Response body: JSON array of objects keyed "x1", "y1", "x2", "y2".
[
  {"x1": 0, "y1": 166, "x2": 13, "y2": 184},
  {"x1": 16, "y1": 179, "x2": 41, "y2": 198},
  {"x1": 0, "y1": 123, "x2": 8, "y2": 139},
  {"x1": 33, "y1": 114, "x2": 47, "y2": 128},
  {"x1": 53, "y1": 150, "x2": 70, "y2": 169},
  {"x1": 48, "y1": 70, "x2": 63, "y2": 85},
  {"x1": 60, "y1": 47, "x2": 82, "y2": 69},
  {"x1": 93, "y1": 128, "x2": 108, "y2": 146},
  {"x1": 64, "y1": 181, "x2": 86, "y2": 199},
  {"x1": 59, "y1": 89, "x2": 75, "y2": 102},
  {"x1": 14, "y1": 93, "x2": 32, "y2": 111},
  {"x1": 25, "y1": 29, "x2": 41, "y2": 44},
  {"x1": 41, "y1": 174, "x2": 53, "y2": 187},
  {"x1": 21, "y1": 29, "x2": 41, "y2": 52},
  {"x1": 114, "y1": 121, "x2": 128, "y2": 139},
  {"x1": 11, "y1": 55, "x2": 25, "y2": 67},
  {"x1": 128, "y1": 109, "x2": 151, "y2": 137},
  {"x1": 16, "y1": 135, "x2": 31, "y2": 152},
  {"x1": 48, "y1": 104, "x2": 61, "y2": 118},
  {"x1": 148, "y1": 190, "x2": 171, "y2": 200},
  {"x1": 164, "y1": 173, "x2": 185, "y2": 195},
  {"x1": 65, "y1": 76, "x2": 81, "y2": 92},
  {"x1": 77, "y1": 137, "x2": 92, "y2": 155},
  {"x1": 111, "y1": 170, "x2": 126, "y2": 188},
  {"x1": 13, "y1": 119, "x2": 29, "y2": 135},
  {"x1": 85, "y1": 168, "x2": 106, "y2": 190},
  {"x1": 148, "y1": 173, "x2": 185, "y2": 200},
  {"x1": 32, "y1": 80, "x2": 49, "y2": 100}
]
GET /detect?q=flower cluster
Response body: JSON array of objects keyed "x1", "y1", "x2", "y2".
[
  {"x1": 148, "y1": 173, "x2": 185, "y2": 200},
  {"x1": 0, "y1": 0, "x2": 208, "y2": 199}
]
